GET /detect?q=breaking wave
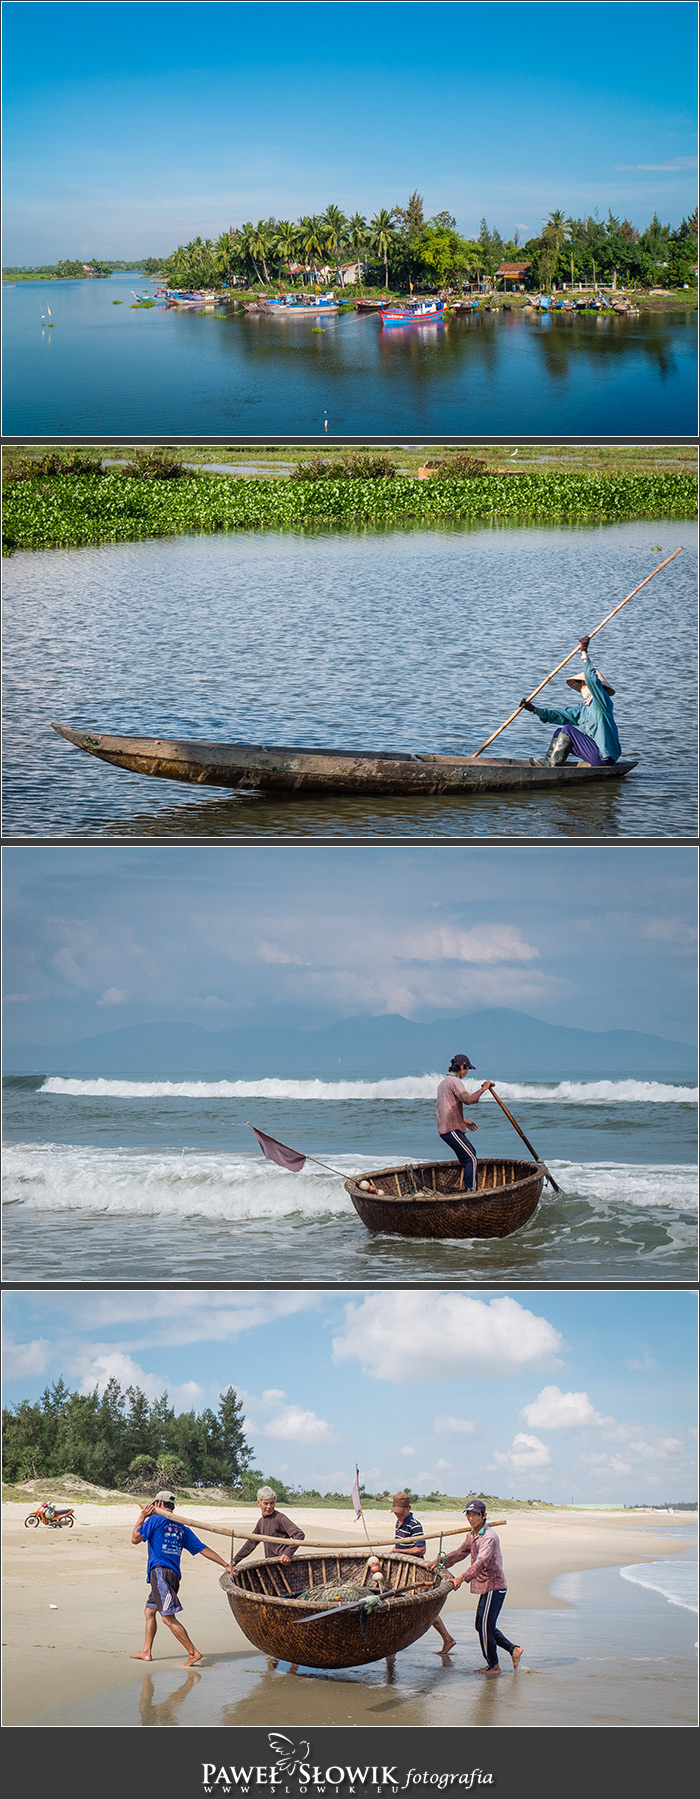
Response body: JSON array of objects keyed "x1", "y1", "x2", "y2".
[
  {"x1": 3, "y1": 1144, "x2": 697, "y2": 1222},
  {"x1": 38, "y1": 1076, "x2": 698, "y2": 1104},
  {"x1": 620, "y1": 1561, "x2": 698, "y2": 1614}
]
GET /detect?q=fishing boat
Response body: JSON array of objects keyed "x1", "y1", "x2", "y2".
[
  {"x1": 345, "y1": 1156, "x2": 545, "y2": 1240},
  {"x1": 247, "y1": 294, "x2": 340, "y2": 317},
  {"x1": 50, "y1": 727, "x2": 638, "y2": 797},
  {"x1": 380, "y1": 298, "x2": 445, "y2": 326},
  {"x1": 220, "y1": 1550, "x2": 453, "y2": 1669}
]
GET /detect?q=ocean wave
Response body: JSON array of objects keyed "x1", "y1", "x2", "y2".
[
  {"x1": 2, "y1": 1145, "x2": 697, "y2": 1221},
  {"x1": 38, "y1": 1076, "x2": 698, "y2": 1104},
  {"x1": 620, "y1": 1560, "x2": 698, "y2": 1614}
]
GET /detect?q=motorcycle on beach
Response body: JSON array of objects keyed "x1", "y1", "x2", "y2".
[{"x1": 24, "y1": 1501, "x2": 75, "y2": 1528}]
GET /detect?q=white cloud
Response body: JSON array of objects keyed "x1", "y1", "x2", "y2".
[
  {"x1": 520, "y1": 1385, "x2": 607, "y2": 1430},
  {"x1": 400, "y1": 1446, "x2": 416, "y2": 1457},
  {"x1": 492, "y1": 1433, "x2": 551, "y2": 1473},
  {"x1": 626, "y1": 1354, "x2": 656, "y2": 1373},
  {"x1": 2, "y1": 1335, "x2": 54, "y2": 1378},
  {"x1": 396, "y1": 924, "x2": 540, "y2": 966},
  {"x1": 257, "y1": 942, "x2": 307, "y2": 966},
  {"x1": 253, "y1": 1404, "x2": 337, "y2": 1445},
  {"x1": 97, "y1": 987, "x2": 127, "y2": 1006},
  {"x1": 434, "y1": 1414, "x2": 475, "y2": 1436},
  {"x1": 262, "y1": 1388, "x2": 287, "y2": 1404},
  {"x1": 435, "y1": 1459, "x2": 454, "y2": 1473},
  {"x1": 614, "y1": 157, "x2": 697, "y2": 173},
  {"x1": 333, "y1": 1293, "x2": 562, "y2": 1384}
]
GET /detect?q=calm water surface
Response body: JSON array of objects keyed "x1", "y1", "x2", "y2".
[
  {"x1": 3, "y1": 521, "x2": 696, "y2": 839},
  {"x1": 2, "y1": 274, "x2": 697, "y2": 435}
]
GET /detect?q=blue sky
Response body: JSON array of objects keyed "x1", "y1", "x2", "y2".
[
  {"x1": 2, "y1": 1288, "x2": 697, "y2": 1504},
  {"x1": 3, "y1": 845, "x2": 696, "y2": 1045},
  {"x1": 2, "y1": 4, "x2": 697, "y2": 261}
]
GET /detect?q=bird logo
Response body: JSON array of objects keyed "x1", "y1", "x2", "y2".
[{"x1": 268, "y1": 1734, "x2": 311, "y2": 1776}]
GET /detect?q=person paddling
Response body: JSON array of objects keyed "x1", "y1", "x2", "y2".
[
  {"x1": 520, "y1": 636, "x2": 621, "y2": 766},
  {"x1": 436, "y1": 1055, "x2": 492, "y2": 1189}
]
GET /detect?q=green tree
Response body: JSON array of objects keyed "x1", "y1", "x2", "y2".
[{"x1": 369, "y1": 209, "x2": 398, "y2": 289}]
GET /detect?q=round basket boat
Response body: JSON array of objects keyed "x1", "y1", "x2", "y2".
[
  {"x1": 220, "y1": 1550, "x2": 452, "y2": 1669},
  {"x1": 345, "y1": 1156, "x2": 545, "y2": 1239}
]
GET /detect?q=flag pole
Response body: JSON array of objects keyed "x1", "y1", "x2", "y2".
[{"x1": 354, "y1": 1463, "x2": 378, "y2": 1559}]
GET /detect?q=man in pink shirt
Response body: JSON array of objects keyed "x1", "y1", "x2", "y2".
[
  {"x1": 430, "y1": 1500, "x2": 522, "y2": 1676},
  {"x1": 435, "y1": 1054, "x2": 492, "y2": 1190}
]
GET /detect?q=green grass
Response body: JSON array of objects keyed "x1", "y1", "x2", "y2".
[{"x1": 3, "y1": 469, "x2": 696, "y2": 553}]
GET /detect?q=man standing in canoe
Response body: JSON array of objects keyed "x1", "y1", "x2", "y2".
[
  {"x1": 429, "y1": 1500, "x2": 522, "y2": 1677},
  {"x1": 130, "y1": 1491, "x2": 231, "y2": 1667},
  {"x1": 391, "y1": 1492, "x2": 457, "y2": 1652},
  {"x1": 232, "y1": 1485, "x2": 305, "y2": 1566},
  {"x1": 520, "y1": 637, "x2": 621, "y2": 766},
  {"x1": 436, "y1": 1055, "x2": 492, "y2": 1189}
]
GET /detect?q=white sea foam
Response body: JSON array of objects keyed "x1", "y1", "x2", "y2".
[
  {"x1": 2, "y1": 1145, "x2": 697, "y2": 1220},
  {"x1": 620, "y1": 1560, "x2": 698, "y2": 1614},
  {"x1": 39, "y1": 1076, "x2": 698, "y2": 1104}
]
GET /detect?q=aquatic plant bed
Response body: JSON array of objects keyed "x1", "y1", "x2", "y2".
[{"x1": 3, "y1": 471, "x2": 696, "y2": 553}]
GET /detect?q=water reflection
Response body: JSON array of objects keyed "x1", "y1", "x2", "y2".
[
  {"x1": 138, "y1": 1666, "x2": 201, "y2": 1727},
  {"x1": 3, "y1": 271, "x2": 695, "y2": 433}
]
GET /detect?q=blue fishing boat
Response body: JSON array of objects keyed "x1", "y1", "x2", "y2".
[{"x1": 380, "y1": 298, "x2": 445, "y2": 327}]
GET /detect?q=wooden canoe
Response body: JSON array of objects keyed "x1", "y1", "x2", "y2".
[
  {"x1": 345, "y1": 1156, "x2": 545, "y2": 1239},
  {"x1": 51, "y1": 726, "x2": 637, "y2": 797},
  {"x1": 220, "y1": 1549, "x2": 452, "y2": 1669}
]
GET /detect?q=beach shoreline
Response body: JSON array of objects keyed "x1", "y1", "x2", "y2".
[{"x1": 3, "y1": 1502, "x2": 695, "y2": 1727}]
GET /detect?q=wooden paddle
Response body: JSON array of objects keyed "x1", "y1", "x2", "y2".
[
  {"x1": 486, "y1": 1084, "x2": 561, "y2": 1194},
  {"x1": 471, "y1": 547, "x2": 683, "y2": 757}
]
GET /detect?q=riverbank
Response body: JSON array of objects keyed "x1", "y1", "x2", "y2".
[
  {"x1": 3, "y1": 1502, "x2": 695, "y2": 1727},
  {"x1": 3, "y1": 469, "x2": 696, "y2": 554}
]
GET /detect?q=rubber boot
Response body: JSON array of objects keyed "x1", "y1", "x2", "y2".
[{"x1": 544, "y1": 730, "x2": 573, "y2": 767}]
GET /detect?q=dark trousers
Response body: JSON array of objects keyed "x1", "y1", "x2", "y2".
[
  {"x1": 475, "y1": 1588, "x2": 515, "y2": 1667},
  {"x1": 439, "y1": 1129, "x2": 477, "y2": 1191}
]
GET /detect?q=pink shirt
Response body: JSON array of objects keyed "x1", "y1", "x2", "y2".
[
  {"x1": 444, "y1": 1526, "x2": 506, "y2": 1593},
  {"x1": 435, "y1": 1074, "x2": 482, "y2": 1134}
]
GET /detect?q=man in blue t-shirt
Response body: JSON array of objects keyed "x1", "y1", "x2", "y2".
[
  {"x1": 391, "y1": 1493, "x2": 456, "y2": 1654},
  {"x1": 130, "y1": 1490, "x2": 231, "y2": 1666}
]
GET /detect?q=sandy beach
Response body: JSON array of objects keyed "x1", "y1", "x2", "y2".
[{"x1": 3, "y1": 1501, "x2": 696, "y2": 1728}]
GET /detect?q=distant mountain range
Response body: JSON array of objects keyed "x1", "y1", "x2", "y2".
[{"x1": 5, "y1": 1009, "x2": 696, "y2": 1077}]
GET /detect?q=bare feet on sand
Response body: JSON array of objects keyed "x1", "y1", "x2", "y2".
[
  {"x1": 476, "y1": 1665, "x2": 500, "y2": 1676},
  {"x1": 181, "y1": 1651, "x2": 203, "y2": 1667},
  {"x1": 129, "y1": 1651, "x2": 153, "y2": 1661},
  {"x1": 512, "y1": 1647, "x2": 523, "y2": 1671},
  {"x1": 434, "y1": 1636, "x2": 457, "y2": 1653}
]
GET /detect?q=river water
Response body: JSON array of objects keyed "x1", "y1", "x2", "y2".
[
  {"x1": 2, "y1": 273, "x2": 697, "y2": 436},
  {"x1": 3, "y1": 1073, "x2": 696, "y2": 1284},
  {"x1": 2, "y1": 520, "x2": 696, "y2": 839}
]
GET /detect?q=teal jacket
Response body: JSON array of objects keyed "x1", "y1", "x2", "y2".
[{"x1": 532, "y1": 654, "x2": 621, "y2": 762}]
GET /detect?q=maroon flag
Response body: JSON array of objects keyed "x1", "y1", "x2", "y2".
[{"x1": 251, "y1": 1127, "x2": 307, "y2": 1173}]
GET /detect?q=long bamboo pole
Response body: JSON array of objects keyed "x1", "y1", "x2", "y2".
[
  {"x1": 471, "y1": 548, "x2": 683, "y2": 757},
  {"x1": 487, "y1": 1084, "x2": 562, "y2": 1194},
  {"x1": 133, "y1": 1505, "x2": 506, "y2": 1548}
]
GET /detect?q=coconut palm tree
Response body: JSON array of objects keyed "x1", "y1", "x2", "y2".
[
  {"x1": 297, "y1": 215, "x2": 327, "y2": 284},
  {"x1": 369, "y1": 209, "x2": 398, "y2": 290},
  {"x1": 240, "y1": 222, "x2": 265, "y2": 286},
  {"x1": 273, "y1": 221, "x2": 296, "y2": 282},
  {"x1": 321, "y1": 204, "x2": 349, "y2": 280}
]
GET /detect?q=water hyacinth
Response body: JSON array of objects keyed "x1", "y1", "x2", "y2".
[{"x1": 2, "y1": 470, "x2": 696, "y2": 554}]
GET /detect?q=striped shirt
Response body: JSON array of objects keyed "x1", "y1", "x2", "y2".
[{"x1": 394, "y1": 1511, "x2": 427, "y2": 1555}]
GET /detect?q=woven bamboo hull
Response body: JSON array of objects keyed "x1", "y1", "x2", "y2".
[
  {"x1": 51, "y1": 727, "x2": 637, "y2": 797},
  {"x1": 221, "y1": 1551, "x2": 452, "y2": 1669},
  {"x1": 345, "y1": 1157, "x2": 545, "y2": 1239}
]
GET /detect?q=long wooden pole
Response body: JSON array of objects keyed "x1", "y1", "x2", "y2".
[
  {"x1": 133, "y1": 1505, "x2": 506, "y2": 1548},
  {"x1": 471, "y1": 547, "x2": 683, "y2": 757},
  {"x1": 487, "y1": 1085, "x2": 562, "y2": 1194}
]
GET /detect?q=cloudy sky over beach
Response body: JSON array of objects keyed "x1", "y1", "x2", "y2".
[
  {"x1": 3, "y1": 845, "x2": 697, "y2": 1044},
  {"x1": 3, "y1": 3, "x2": 697, "y2": 261},
  {"x1": 3, "y1": 1287, "x2": 697, "y2": 1504}
]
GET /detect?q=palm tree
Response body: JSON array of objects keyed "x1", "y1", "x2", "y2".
[
  {"x1": 297, "y1": 215, "x2": 326, "y2": 284},
  {"x1": 240, "y1": 222, "x2": 264, "y2": 286},
  {"x1": 273, "y1": 221, "x2": 296, "y2": 282},
  {"x1": 321, "y1": 204, "x2": 348, "y2": 280},
  {"x1": 250, "y1": 220, "x2": 273, "y2": 285},
  {"x1": 369, "y1": 209, "x2": 397, "y2": 291}
]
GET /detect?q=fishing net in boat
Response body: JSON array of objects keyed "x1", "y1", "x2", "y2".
[{"x1": 298, "y1": 1579, "x2": 370, "y2": 1605}]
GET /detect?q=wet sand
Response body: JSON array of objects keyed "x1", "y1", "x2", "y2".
[{"x1": 3, "y1": 1503, "x2": 696, "y2": 1728}]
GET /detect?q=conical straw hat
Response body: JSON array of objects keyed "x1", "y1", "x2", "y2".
[{"x1": 566, "y1": 666, "x2": 615, "y2": 696}]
